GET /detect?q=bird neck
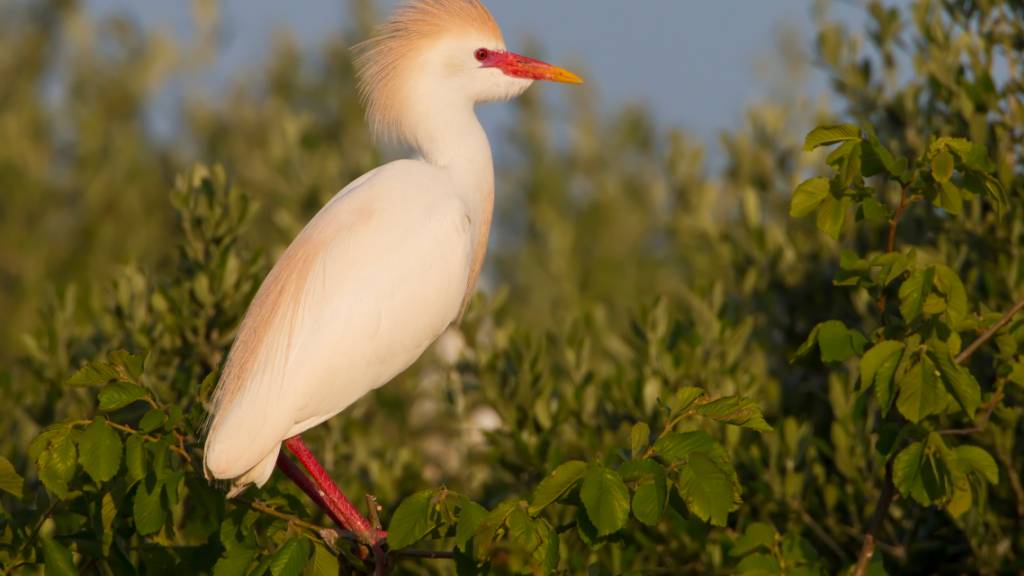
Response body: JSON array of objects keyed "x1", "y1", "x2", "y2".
[{"x1": 408, "y1": 98, "x2": 495, "y2": 229}]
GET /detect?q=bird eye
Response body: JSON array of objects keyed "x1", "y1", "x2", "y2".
[{"x1": 474, "y1": 48, "x2": 490, "y2": 62}]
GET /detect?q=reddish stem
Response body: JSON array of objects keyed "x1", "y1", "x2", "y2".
[{"x1": 283, "y1": 436, "x2": 381, "y2": 545}]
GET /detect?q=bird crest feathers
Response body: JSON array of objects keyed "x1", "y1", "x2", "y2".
[{"x1": 354, "y1": 0, "x2": 503, "y2": 143}]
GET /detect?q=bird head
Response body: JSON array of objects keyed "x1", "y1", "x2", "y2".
[{"x1": 354, "y1": 0, "x2": 582, "y2": 146}]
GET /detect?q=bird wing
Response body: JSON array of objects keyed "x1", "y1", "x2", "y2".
[{"x1": 204, "y1": 160, "x2": 473, "y2": 482}]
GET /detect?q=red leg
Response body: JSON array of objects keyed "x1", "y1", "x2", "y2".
[
  {"x1": 275, "y1": 451, "x2": 347, "y2": 530},
  {"x1": 283, "y1": 436, "x2": 382, "y2": 545}
]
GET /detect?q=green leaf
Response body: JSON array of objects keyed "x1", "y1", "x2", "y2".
[
  {"x1": 927, "y1": 346, "x2": 980, "y2": 420},
  {"x1": 792, "y1": 324, "x2": 822, "y2": 362},
  {"x1": 139, "y1": 410, "x2": 166, "y2": 433},
  {"x1": 528, "y1": 460, "x2": 587, "y2": 515},
  {"x1": 954, "y1": 445, "x2": 998, "y2": 485},
  {"x1": 653, "y1": 431, "x2": 715, "y2": 461},
  {"x1": 677, "y1": 452, "x2": 738, "y2": 527},
  {"x1": 790, "y1": 178, "x2": 830, "y2": 218},
  {"x1": 815, "y1": 195, "x2": 851, "y2": 240},
  {"x1": 41, "y1": 537, "x2": 77, "y2": 576},
  {"x1": 133, "y1": 478, "x2": 166, "y2": 536},
  {"x1": 213, "y1": 548, "x2": 257, "y2": 576},
  {"x1": 387, "y1": 490, "x2": 435, "y2": 549},
  {"x1": 38, "y1": 433, "x2": 77, "y2": 498},
  {"x1": 0, "y1": 455, "x2": 24, "y2": 498},
  {"x1": 932, "y1": 265, "x2": 968, "y2": 329},
  {"x1": 861, "y1": 197, "x2": 889, "y2": 223},
  {"x1": 931, "y1": 150, "x2": 954, "y2": 182},
  {"x1": 697, "y1": 396, "x2": 772, "y2": 431},
  {"x1": 98, "y1": 381, "x2": 149, "y2": 411},
  {"x1": 859, "y1": 340, "x2": 905, "y2": 416},
  {"x1": 817, "y1": 320, "x2": 857, "y2": 363},
  {"x1": 731, "y1": 522, "x2": 776, "y2": 556},
  {"x1": 454, "y1": 498, "x2": 488, "y2": 551},
  {"x1": 66, "y1": 360, "x2": 118, "y2": 388},
  {"x1": 899, "y1": 267, "x2": 935, "y2": 323},
  {"x1": 621, "y1": 460, "x2": 668, "y2": 526},
  {"x1": 101, "y1": 492, "x2": 116, "y2": 553},
  {"x1": 893, "y1": 433, "x2": 956, "y2": 506},
  {"x1": 309, "y1": 543, "x2": 340, "y2": 576},
  {"x1": 580, "y1": 464, "x2": 631, "y2": 536},
  {"x1": 895, "y1": 358, "x2": 946, "y2": 423},
  {"x1": 630, "y1": 422, "x2": 650, "y2": 459},
  {"x1": 507, "y1": 506, "x2": 544, "y2": 558},
  {"x1": 125, "y1": 435, "x2": 146, "y2": 482},
  {"x1": 736, "y1": 552, "x2": 781, "y2": 575},
  {"x1": 77, "y1": 418, "x2": 122, "y2": 484},
  {"x1": 936, "y1": 181, "x2": 963, "y2": 215},
  {"x1": 270, "y1": 537, "x2": 310, "y2": 576},
  {"x1": 668, "y1": 386, "x2": 706, "y2": 414},
  {"x1": 803, "y1": 124, "x2": 860, "y2": 151}
]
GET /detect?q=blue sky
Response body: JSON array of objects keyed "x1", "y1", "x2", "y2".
[{"x1": 84, "y1": 1, "x2": 878, "y2": 153}]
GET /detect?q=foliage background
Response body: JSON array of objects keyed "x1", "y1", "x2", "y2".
[{"x1": 1, "y1": 0, "x2": 1022, "y2": 574}]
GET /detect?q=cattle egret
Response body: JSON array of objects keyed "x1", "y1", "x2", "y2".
[{"x1": 203, "y1": 0, "x2": 582, "y2": 544}]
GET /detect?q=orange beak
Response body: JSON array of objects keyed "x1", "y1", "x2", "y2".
[{"x1": 484, "y1": 51, "x2": 584, "y2": 84}]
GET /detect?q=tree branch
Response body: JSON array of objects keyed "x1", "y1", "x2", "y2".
[
  {"x1": 852, "y1": 461, "x2": 895, "y2": 576},
  {"x1": 955, "y1": 296, "x2": 1024, "y2": 364}
]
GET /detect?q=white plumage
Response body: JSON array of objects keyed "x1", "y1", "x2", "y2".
[{"x1": 203, "y1": 0, "x2": 582, "y2": 495}]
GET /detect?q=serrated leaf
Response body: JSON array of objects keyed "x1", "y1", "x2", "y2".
[
  {"x1": 927, "y1": 346, "x2": 980, "y2": 420},
  {"x1": 309, "y1": 543, "x2": 340, "y2": 576},
  {"x1": 791, "y1": 324, "x2": 822, "y2": 362},
  {"x1": 790, "y1": 178, "x2": 830, "y2": 218},
  {"x1": 101, "y1": 492, "x2": 116, "y2": 553},
  {"x1": 861, "y1": 197, "x2": 889, "y2": 223},
  {"x1": 387, "y1": 490, "x2": 436, "y2": 549},
  {"x1": 528, "y1": 460, "x2": 587, "y2": 515},
  {"x1": 630, "y1": 422, "x2": 650, "y2": 459},
  {"x1": 98, "y1": 381, "x2": 149, "y2": 412},
  {"x1": 731, "y1": 522, "x2": 775, "y2": 556},
  {"x1": 653, "y1": 431, "x2": 715, "y2": 462},
  {"x1": 41, "y1": 537, "x2": 77, "y2": 576},
  {"x1": 816, "y1": 195, "x2": 850, "y2": 240},
  {"x1": 954, "y1": 445, "x2": 998, "y2": 485},
  {"x1": 38, "y1": 434, "x2": 77, "y2": 498},
  {"x1": 893, "y1": 433, "x2": 955, "y2": 506},
  {"x1": 937, "y1": 181, "x2": 963, "y2": 215},
  {"x1": 677, "y1": 452, "x2": 737, "y2": 527},
  {"x1": 859, "y1": 340, "x2": 905, "y2": 416},
  {"x1": 817, "y1": 320, "x2": 856, "y2": 363},
  {"x1": 454, "y1": 498, "x2": 488, "y2": 551},
  {"x1": 899, "y1": 267, "x2": 935, "y2": 323},
  {"x1": 133, "y1": 478, "x2": 165, "y2": 536},
  {"x1": 895, "y1": 358, "x2": 946, "y2": 423},
  {"x1": 0, "y1": 455, "x2": 24, "y2": 498},
  {"x1": 931, "y1": 150, "x2": 954, "y2": 182},
  {"x1": 621, "y1": 460, "x2": 667, "y2": 526},
  {"x1": 932, "y1": 265, "x2": 968, "y2": 329},
  {"x1": 669, "y1": 386, "x2": 705, "y2": 415},
  {"x1": 803, "y1": 124, "x2": 860, "y2": 151},
  {"x1": 139, "y1": 410, "x2": 166, "y2": 433},
  {"x1": 125, "y1": 435, "x2": 145, "y2": 482},
  {"x1": 269, "y1": 537, "x2": 310, "y2": 576},
  {"x1": 65, "y1": 361, "x2": 118, "y2": 388},
  {"x1": 77, "y1": 419, "x2": 122, "y2": 484},
  {"x1": 696, "y1": 396, "x2": 772, "y2": 431},
  {"x1": 737, "y1": 552, "x2": 780, "y2": 574},
  {"x1": 580, "y1": 465, "x2": 630, "y2": 536}
]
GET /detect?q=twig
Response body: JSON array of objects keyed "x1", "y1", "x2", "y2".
[
  {"x1": 105, "y1": 420, "x2": 193, "y2": 463},
  {"x1": 392, "y1": 549, "x2": 456, "y2": 560},
  {"x1": 955, "y1": 296, "x2": 1024, "y2": 364},
  {"x1": 876, "y1": 185, "x2": 913, "y2": 315},
  {"x1": 794, "y1": 502, "x2": 851, "y2": 563},
  {"x1": 852, "y1": 462, "x2": 896, "y2": 576}
]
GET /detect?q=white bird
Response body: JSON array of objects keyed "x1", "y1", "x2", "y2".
[{"x1": 203, "y1": 0, "x2": 581, "y2": 543}]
